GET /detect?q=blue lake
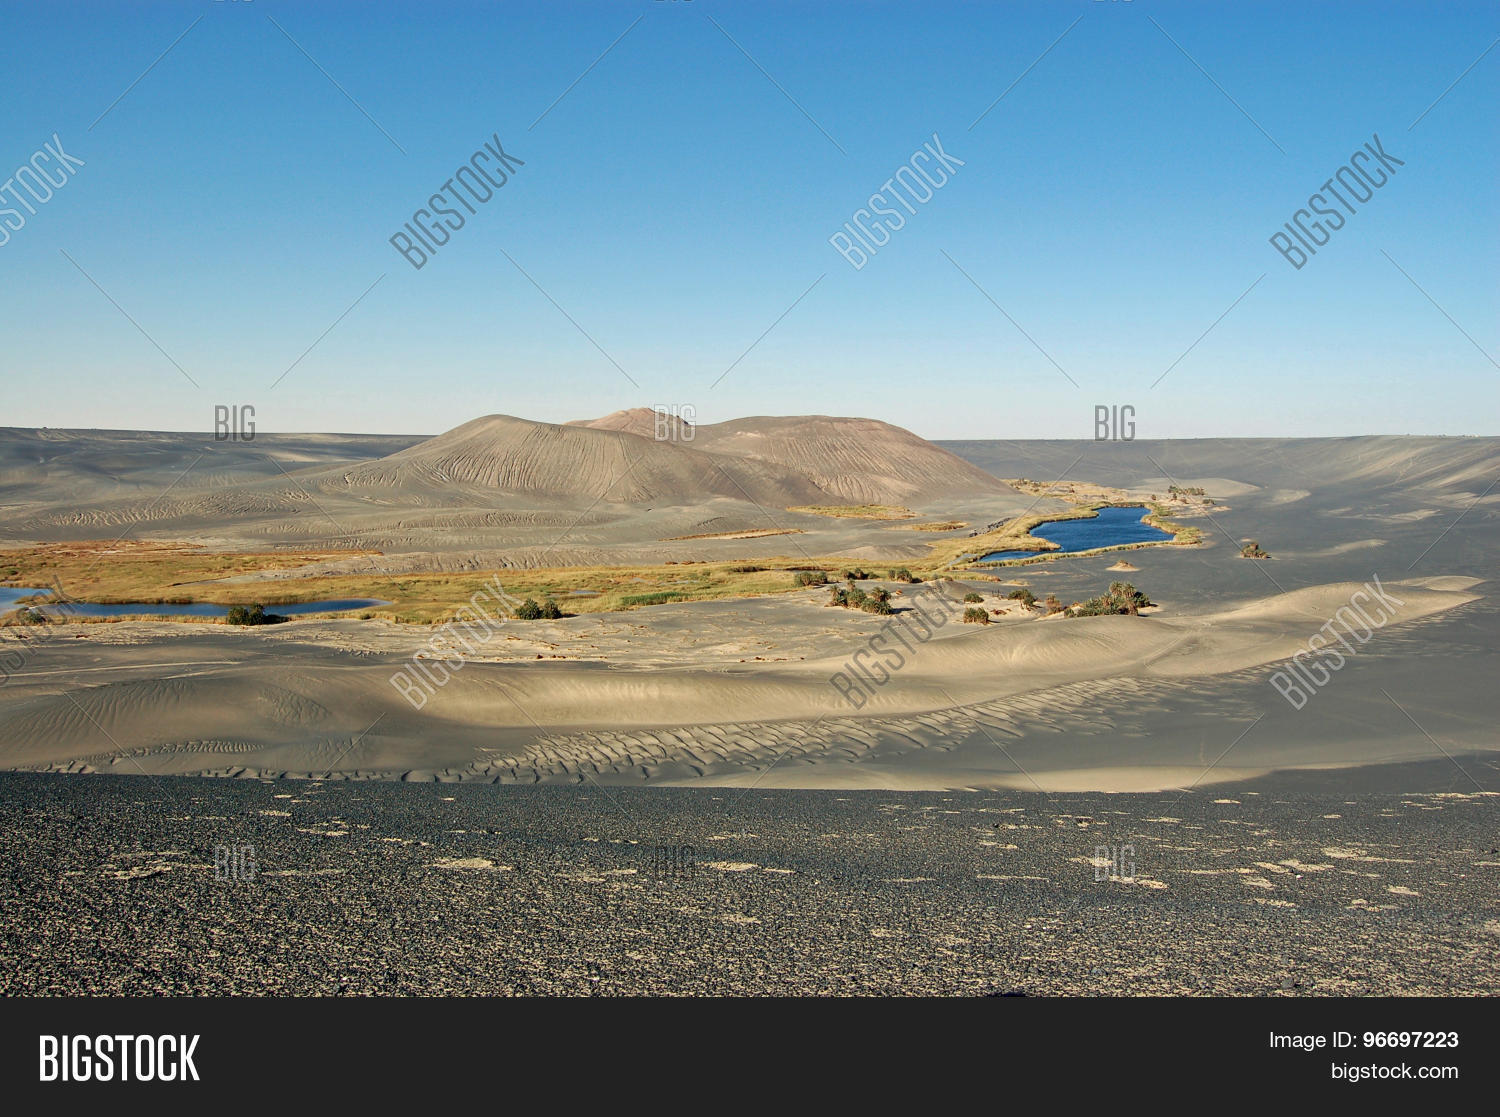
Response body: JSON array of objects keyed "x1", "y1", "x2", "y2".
[
  {"x1": 979, "y1": 505, "x2": 1172, "y2": 562},
  {"x1": 1, "y1": 587, "x2": 387, "y2": 618},
  {"x1": 0, "y1": 587, "x2": 49, "y2": 613}
]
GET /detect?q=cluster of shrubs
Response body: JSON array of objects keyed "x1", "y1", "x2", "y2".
[
  {"x1": 1069, "y1": 581, "x2": 1154, "y2": 617},
  {"x1": 1168, "y1": 485, "x2": 1207, "y2": 497},
  {"x1": 828, "y1": 581, "x2": 894, "y2": 615},
  {"x1": 962, "y1": 606, "x2": 990, "y2": 624},
  {"x1": 727, "y1": 564, "x2": 765, "y2": 573},
  {"x1": 226, "y1": 603, "x2": 286, "y2": 626},
  {"x1": 963, "y1": 587, "x2": 1039, "y2": 607},
  {"x1": 959, "y1": 588, "x2": 1066, "y2": 617},
  {"x1": 1239, "y1": 540, "x2": 1270, "y2": 559},
  {"x1": 514, "y1": 597, "x2": 564, "y2": 620},
  {"x1": 804, "y1": 568, "x2": 918, "y2": 587}
]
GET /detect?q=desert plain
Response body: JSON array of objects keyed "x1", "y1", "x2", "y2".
[
  {"x1": 2, "y1": 412, "x2": 1496, "y2": 996},
  {"x1": 0, "y1": 412, "x2": 1493, "y2": 795}
]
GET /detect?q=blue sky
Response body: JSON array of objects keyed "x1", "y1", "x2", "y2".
[{"x1": 3, "y1": 0, "x2": 1495, "y2": 439}]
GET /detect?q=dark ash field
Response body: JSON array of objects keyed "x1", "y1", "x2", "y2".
[{"x1": 3, "y1": 764, "x2": 1495, "y2": 996}]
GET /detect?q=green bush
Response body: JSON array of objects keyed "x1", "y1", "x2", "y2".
[
  {"x1": 963, "y1": 592, "x2": 984, "y2": 604},
  {"x1": 829, "y1": 583, "x2": 882, "y2": 611},
  {"x1": 962, "y1": 607, "x2": 990, "y2": 624},
  {"x1": 1007, "y1": 588, "x2": 1037, "y2": 607},
  {"x1": 840, "y1": 568, "x2": 870, "y2": 581},
  {"x1": 889, "y1": 568, "x2": 919, "y2": 583},
  {"x1": 794, "y1": 570, "x2": 829, "y2": 587},
  {"x1": 226, "y1": 603, "x2": 285, "y2": 626},
  {"x1": 513, "y1": 596, "x2": 568, "y2": 620}
]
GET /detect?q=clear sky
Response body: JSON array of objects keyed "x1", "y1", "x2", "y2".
[{"x1": 3, "y1": 0, "x2": 1495, "y2": 439}]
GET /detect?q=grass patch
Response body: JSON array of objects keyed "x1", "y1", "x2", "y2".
[
  {"x1": 0, "y1": 541, "x2": 378, "y2": 604},
  {"x1": 619, "y1": 591, "x2": 689, "y2": 607},
  {"x1": 1, "y1": 549, "x2": 865, "y2": 624},
  {"x1": 889, "y1": 520, "x2": 967, "y2": 532},
  {"x1": 1144, "y1": 504, "x2": 1204, "y2": 545},
  {"x1": 3, "y1": 522, "x2": 1177, "y2": 625},
  {"x1": 787, "y1": 504, "x2": 914, "y2": 520}
]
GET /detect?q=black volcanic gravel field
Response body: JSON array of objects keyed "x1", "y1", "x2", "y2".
[{"x1": 1, "y1": 764, "x2": 1496, "y2": 996}]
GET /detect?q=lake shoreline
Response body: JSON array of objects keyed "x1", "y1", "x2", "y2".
[
  {"x1": 968, "y1": 504, "x2": 1184, "y2": 567},
  {"x1": 0, "y1": 587, "x2": 388, "y2": 621}
]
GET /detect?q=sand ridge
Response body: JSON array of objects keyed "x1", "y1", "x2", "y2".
[
  {"x1": 0, "y1": 576, "x2": 1480, "y2": 789},
  {"x1": 2, "y1": 429, "x2": 1495, "y2": 791}
]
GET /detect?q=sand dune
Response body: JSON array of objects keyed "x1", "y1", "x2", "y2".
[
  {"x1": 945, "y1": 436, "x2": 1498, "y2": 507},
  {"x1": 0, "y1": 576, "x2": 1480, "y2": 790},
  {"x1": 2, "y1": 428, "x2": 1495, "y2": 792}
]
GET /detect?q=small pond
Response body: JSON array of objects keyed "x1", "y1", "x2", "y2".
[{"x1": 1, "y1": 588, "x2": 388, "y2": 618}]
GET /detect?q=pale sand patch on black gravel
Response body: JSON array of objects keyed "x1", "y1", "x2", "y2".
[{"x1": 1, "y1": 760, "x2": 1495, "y2": 996}]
